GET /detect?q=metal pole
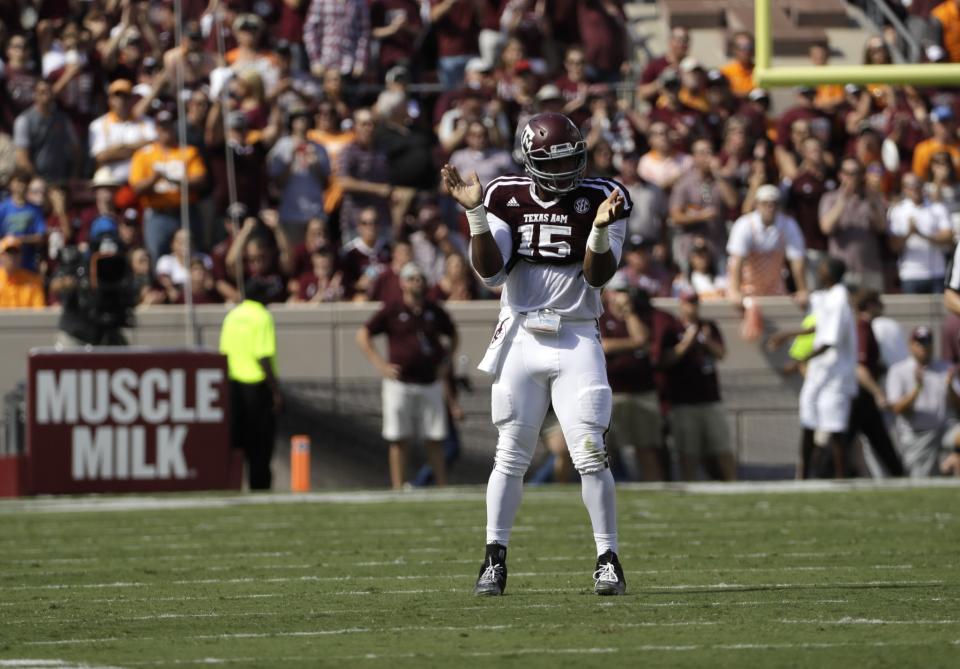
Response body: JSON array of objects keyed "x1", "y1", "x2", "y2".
[{"x1": 173, "y1": 0, "x2": 199, "y2": 346}]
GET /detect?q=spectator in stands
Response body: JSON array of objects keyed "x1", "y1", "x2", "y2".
[
  {"x1": 220, "y1": 276, "x2": 284, "y2": 490},
  {"x1": 926, "y1": 151, "x2": 960, "y2": 230},
  {"x1": 341, "y1": 207, "x2": 390, "y2": 298},
  {"x1": 267, "y1": 105, "x2": 331, "y2": 243},
  {"x1": 775, "y1": 87, "x2": 831, "y2": 180},
  {"x1": 429, "y1": 252, "x2": 478, "y2": 301},
  {"x1": 156, "y1": 228, "x2": 190, "y2": 304},
  {"x1": 673, "y1": 240, "x2": 727, "y2": 301},
  {"x1": 356, "y1": 262, "x2": 459, "y2": 489},
  {"x1": 227, "y1": 14, "x2": 279, "y2": 93},
  {"x1": 932, "y1": 0, "x2": 960, "y2": 63},
  {"x1": 289, "y1": 247, "x2": 344, "y2": 303},
  {"x1": 0, "y1": 170, "x2": 45, "y2": 272},
  {"x1": 720, "y1": 31, "x2": 755, "y2": 99},
  {"x1": 769, "y1": 258, "x2": 858, "y2": 478},
  {"x1": 615, "y1": 235, "x2": 672, "y2": 298},
  {"x1": 430, "y1": 0, "x2": 482, "y2": 90},
  {"x1": 370, "y1": 0, "x2": 424, "y2": 80},
  {"x1": 129, "y1": 109, "x2": 207, "y2": 264},
  {"x1": 369, "y1": 239, "x2": 414, "y2": 304},
  {"x1": 617, "y1": 153, "x2": 666, "y2": 244},
  {"x1": 448, "y1": 121, "x2": 517, "y2": 188},
  {"x1": 290, "y1": 217, "x2": 334, "y2": 279},
  {"x1": 553, "y1": 45, "x2": 593, "y2": 124},
  {"x1": 337, "y1": 108, "x2": 393, "y2": 241},
  {"x1": 225, "y1": 211, "x2": 292, "y2": 304},
  {"x1": 638, "y1": 26, "x2": 689, "y2": 102},
  {"x1": 601, "y1": 276, "x2": 662, "y2": 481},
  {"x1": 89, "y1": 79, "x2": 156, "y2": 184},
  {"x1": 85, "y1": 167, "x2": 124, "y2": 246},
  {"x1": 913, "y1": 106, "x2": 960, "y2": 180},
  {"x1": 177, "y1": 254, "x2": 222, "y2": 305},
  {"x1": 818, "y1": 157, "x2": 887, "y2": 292},
  {"x1": 637, "y1": 122, "x2": 690, "y2": 192},
  {"x1": 727, "y1": 184, "x2": 808, "y2": 305},
  {"x1": 648, "y1": 69, "x2": 703, "y2": 150},
  {"x1": 888, "y1": 172, "x2": 953, "y2": 293},
  {"x1": 13, "y1": 79, "x2": 80, "y2": 182},
  {"x1": 669, "y1": 137, "x2": 739, "y2": 273},
  {"x1": 408, "y1": 199, "x2": 467, "y2": 286},
  {"x1": 576, "y1": 0, "x2": 629, "y2": 83},
  {"x1": 373, "y1": 89, "x2": 435, "y2": 196},
  {"x1": 2, "y1": 34, "x2": 38, "y2": 128},
  {"x1": 786, "y1": 136, "x2": 835, "y2": 289},
  {"x1": 0, "y1": 237, "x2": 44, "y2": 308},
  {"x1": 847, "y1": 290, "x2": 905, "y2": 477},
  {"x1": 660, "y1": 289, "x2": 734, "y2": 481},
  {"x1": 809, "y1": 43, "x2": 845, "y2": 112},
  {"x1": 304, "y1": 0, "x2": 370, "y2": 82},
  {"x1": 887, "y1": 325, "x2": 960, "y2": 476},
  {"x1": 42, "y1": 20, "x2": 99, "y2": 143},
  {"x1": 129, "y1": 246, "x2": 165, "y2": 307}
]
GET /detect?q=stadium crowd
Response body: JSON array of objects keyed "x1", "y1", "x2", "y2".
[
  {"x1": 4, "y1": 1, "x2": 960, "y2": 309},
  {"x1": 4, "y1": 1, "x2": 960, "y2": 482}
]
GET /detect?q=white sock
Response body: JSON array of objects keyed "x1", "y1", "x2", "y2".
[
  {"x1": 581, "y1": 468, "x2": 618, "y2": 556},
  {"x1": 485, "y1": 469, "x2": 524, "y2": 546}
]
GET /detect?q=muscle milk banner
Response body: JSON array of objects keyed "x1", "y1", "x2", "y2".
[{"x1": 27, "y1": 349, "x2": 232, "y2": 494}]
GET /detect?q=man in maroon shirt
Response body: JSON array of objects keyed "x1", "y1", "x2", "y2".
[
  {"x1": 846, "y1": 290, "x2": 905, "y2": 476},
  {"x1": 356, "y1": 262, "x2": 459, "y2": 489},
  {"x1": 775, "y1": 87, "x2": 832, "y2": 180},
  {"x1": 659, "y1": 290, "x2": 734, "y2": 481},
  {"x1": 430, "y1": 0, "x2": 481, "y2": 89},
  {"x1": 577, "y1": 0, "x2": 629, "y2": 83},
  {"x1": 786, "y1": 136, "x2": 835, "y2": 290},
  {"x1": 600, "y1": 277, "x2": 662, "y2": 481},
  {"x1": 638, "y1": 26, "x2": 689, "y2": 102}
]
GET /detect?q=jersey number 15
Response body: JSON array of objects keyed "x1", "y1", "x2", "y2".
[{"x1": 517, "y1": 224, "x2": 572, "y2": 259}]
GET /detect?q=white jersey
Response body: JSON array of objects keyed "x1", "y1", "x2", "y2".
[
  {"x1": 477, "y1": 175, "x2": 630, "y2": 320},
  {"x1": 806, "y1": 283, "x2": 858, "y2": 396}
]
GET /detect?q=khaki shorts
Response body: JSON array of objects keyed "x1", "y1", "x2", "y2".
[
  {"x1": 382, "y1": 379, "x2": 447, "y2": 442},
  {"x1": 670, "y1": 402, "x2": 731, "y2": 456},
  {"x1": 608, "y1": 391, "x2": 662, "y2": 451}
]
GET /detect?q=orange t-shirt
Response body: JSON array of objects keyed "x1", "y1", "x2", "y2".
[
  {"x1": 129, "y1": 143, "x2": 207, "y2": 210},
  {"x1": 912, "y1": 139, "x2": 960, "y2": 179},
  {"x1": 307, "y1": 129, "x2": 356, "y2": 214},
  {"x1": 0, "y1": 267, "x2": 45, "y2": 308},
  {"x1": 720, "y1": 61, "x2": 755, "y2": 97},
  {"x1": 933, "y1": 1, "x2": 960, "y2": 63},
  {"x1": 815, "y1": 84, "x2": 845, "y2": 109}
]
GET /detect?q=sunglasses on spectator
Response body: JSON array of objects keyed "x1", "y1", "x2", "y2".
[{"x1": 841, "y1": 168, "x2": 862, "y2": 176}]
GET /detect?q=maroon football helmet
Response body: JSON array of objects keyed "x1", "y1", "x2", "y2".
[{"x1": 519, "y1": 112, "x2": 587, "y2": 194}]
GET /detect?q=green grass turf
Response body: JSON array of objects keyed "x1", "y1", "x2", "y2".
[{"x1": 0, "y1": 485, "x2": 958, "y2": 668}]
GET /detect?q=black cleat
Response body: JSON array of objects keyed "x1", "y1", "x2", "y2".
[
  {"x1": 593, "y1": 550, "x2": 626, "y2": 596},
  {"x1": 474, "y1": 542, "x2": 508, "y2": 596}
]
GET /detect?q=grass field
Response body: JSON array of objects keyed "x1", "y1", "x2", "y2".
[{"x1": 1, "y1": 482, "x2": 959, "y2": 668}]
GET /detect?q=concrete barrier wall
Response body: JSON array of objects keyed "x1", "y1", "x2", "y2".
[{"x1": 1, "y1": 295, "x2": 949, "y2": 480}]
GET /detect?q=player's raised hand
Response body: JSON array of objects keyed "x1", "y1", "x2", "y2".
[
  {"x1": 594, "y1": 189, "x2": 624, "y2": 228},
  {"x1": 441, "y1": 164, "x2": 483, "y2": 210}
]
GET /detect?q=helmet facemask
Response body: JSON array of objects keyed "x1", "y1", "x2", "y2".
[{"x1": 524, "y1": 142, "x2": 587, "y2": 194}]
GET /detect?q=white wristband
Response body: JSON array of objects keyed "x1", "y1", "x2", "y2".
[
  {"x1": 587, "y1": 225, "x2": 610, "y2": 253},
  {"x1": 466, "y1": 205, "x2": 490, "y2": 237}
]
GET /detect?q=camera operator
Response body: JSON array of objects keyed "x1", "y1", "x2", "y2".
[{"x1": 49, "y1": 233, "x2": 137, "y2": 348}]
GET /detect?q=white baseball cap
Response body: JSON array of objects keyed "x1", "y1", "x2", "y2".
[{"x1": 755, "y1": 184, "x2": 780, "y2": 203}]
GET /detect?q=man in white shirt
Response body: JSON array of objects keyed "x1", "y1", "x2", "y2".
[
  {"x1": 888, "y1": 172, "x2": 953, "y2": 294},
  {"x1": 769, "y1": 258, "x2": 858, "y2": 477},
  {"x1": 886, "y1": 326, "x2": 960, "y2": 477},
  {"x1": 88, "y1": 79, "x2": 156, "y2": 183},
  {"x1": 727, "y1": 184, "x2": 808, "y2": 305}
]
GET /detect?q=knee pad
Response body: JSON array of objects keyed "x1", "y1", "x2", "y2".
[
  {"x1": 568, "y1": 380, "x2": 613, "y2": 475},
  {"x1": 491, "y1": 382, "x2": 538, "y2": 477}
]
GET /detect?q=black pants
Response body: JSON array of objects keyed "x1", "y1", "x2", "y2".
[
  {"x1": 845, "y1": 387, "x2": 905, "y2": 477},
  {"x1": 231, "y1": 381, "x2": 275, "y2": 490}
]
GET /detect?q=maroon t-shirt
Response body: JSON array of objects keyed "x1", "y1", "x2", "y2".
[
  {"x1": 776, "y1": 106, "x2": 832, "y2": 150},
  {"x1": 482, "y1": 175, "x2": 632, "y2": 267},
  {"x1": 639, "y1": 56, "x2": 671, "y2": 87},
  {"x1": 659, "y1": 319, "x2": 723, "y2": 405},
  {"x1": 370, "y1": 0, "x2": 423, "y2": 72},
  {"x1": 430, "y1": 0, "x2": 480, "y2": 58},
  {"x1": 365, "y1": 300, "x2": 457, "y2": 384},
  {"x1": 600, "y1": 311, "x2": 656, "y2": 394},
  {"x1": 786, "y1": 169, "x2": 836, "y2": 252},
  {"x1": 857, "y1": 318, "x2": 881, "y2": 379},
  {"x1": 577, "y1": 0, "x2": 626, "y2": 75},
  {"x1": 370, "y1": 267, "x2": 403, "y2": 304}
]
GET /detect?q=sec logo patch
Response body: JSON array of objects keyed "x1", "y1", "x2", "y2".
[{"x1": 574, "y1": 197, "x2": 590, "y2": 214}]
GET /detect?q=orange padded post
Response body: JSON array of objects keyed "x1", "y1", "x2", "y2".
[{"x1": 290, "y1": 435, "x2": 311, "y2": 492}]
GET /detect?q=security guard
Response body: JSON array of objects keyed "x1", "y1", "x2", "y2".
[{"x1": 219, "y1": 278, "x2": 283, "y2": 490}]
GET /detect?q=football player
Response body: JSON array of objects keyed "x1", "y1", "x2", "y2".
[{"x1": 441, "y1": 112, "x2": 632, "y2": 596}]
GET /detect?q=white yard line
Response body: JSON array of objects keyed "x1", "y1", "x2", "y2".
[{"x1": 3, "y1": 479, "x2": 958, "y2": 515}]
